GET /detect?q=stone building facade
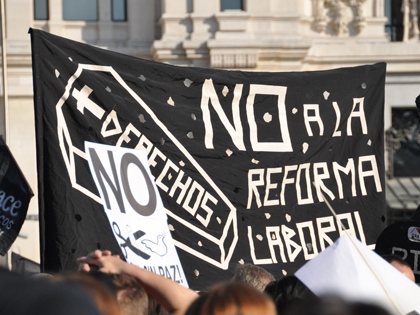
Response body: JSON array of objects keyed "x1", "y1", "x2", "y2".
[{"x1": 2, "y1": 0, "x2": 420, "y2": 265}]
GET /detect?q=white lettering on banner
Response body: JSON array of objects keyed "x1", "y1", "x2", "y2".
[
  {"x1": 314, "y1": 162, "x2": 335, "y2": 202},
  {"x1": 247, "y1": 169, "x2": 264, "y2": 209},
  {"x1": 51, "y1": 61, "x2": 385, "y2": 276},
  {"x1": 148, "y1": 145, "x2": 217, "y2": 228},
  {"x1": 333, "y1": 159, "x2": 356, "y2": 199},
  {"x1": 89, "y1": 144, "x2": 217, "y2": 226},
  {"x1": 296, "y1": 163, "x2": 313, "y2": 205},
  {"x1": 247, "y1": 155, "x2": 381, "y2": 208},
  {"x1": 304, "y1": 104, "x2": 324, "y2": 136},
  {"x1": 93, "y1": 90, "x2": 378, "y2": 216},
  {"x1": 248, "y1": 211, "x2": 367, "y2": 264},
  {"x1": 280, "y1": 165, "x2": 298, "y2": 206},
  {"x1": 266, "y1": 226, "x2": 288, "y2": 263},
  {"x1": 200, "y1": 79, "x2": 369, "y2": 152},
  {"x1": 94, "y1": 119, "x2": 220, "y2": 227},
  {"x1": 246, "y1": 84, "x2": 292, "y2": 152},
  {"x1": 317, "y1": 216, "x2": 335, "y2": 251},
  {"x1": 347, "y1": 98, "x2": 368, "y2": 136},
  {"x1": 332, "y1": 102, "x2": 342, "y2": 137},
  {"x1": 116, "y1": 123, "x2": 141, "y2": 147},
  {"x1": 201, "y1": 79, "x2": 245, "y2": 151},
  {"x1": 297, "y1": 221, "x2": 319, "y2": 260},
  {"x1": 201, "y1": 79, "x2": 293, "y2": 152},
  {"x1": 359, "y1": 155, "x2": 382, "y2": 195},
  {"x1": 264, "y1": 167, "x2": 283, "y2": 206},
  {"x1": 304, "y1": 98, "x2": 367, "y2": 137},
  {"x1": 101, "y1": 110, "x2": 122, "y2": 137},
  {"x1": 98, "y1": 84, "x2": 371, "y2": 156},
  {"x1": 138, "y1": 136, "x2": 218, "y2": 228}
]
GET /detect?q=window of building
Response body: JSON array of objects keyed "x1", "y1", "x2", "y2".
[
  {"x1": 112, "y1": 0, "x2": 126, "y2": 21},
  {"x1": 387, "y1": 209, "x2": 415, "y2": 225},
  {"x1": 34, "y1": 0, "x2": 48, "y2": 20},
  {"x1": 386, "y1": 107, "x2": 420, "y2": 177},
  {"x1": 221, "y1": 0, "x2": 243, "y2": 11},
  {"x1": 63, "y1": 0, "x2": 98, "y2": 21},
  {"x1": 385, "y1": 0, "x2": 404, "y2": 41}
]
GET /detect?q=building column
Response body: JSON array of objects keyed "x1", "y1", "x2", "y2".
[
  {"x1": 126, "y1": 0, "x2": 155, "y2": 48},
  {"x1": 181, "y1": 0, "x2": 219, "y2": 67},
  {"x1": 97, "y1": 0, "x2": 114, "y2": 46},
  {"x1": 374, "y1": 0, "x2": 384, "y2": 17},
  {"x1": 48, "y1": 0, "x2": 64, "y2": 36},
  {"x1": 189, "y1": 0, "x2": 218, "y2": 41},
  {"x1": 160, "y1": 0, "x2": 190, "y2": 40},
  {"x1": 153, "y1": 0, "x2": 190, "y2": 64}
]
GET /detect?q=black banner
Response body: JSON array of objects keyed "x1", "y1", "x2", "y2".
[
  {"x1": 30, "y1": 28, "x2": 386, "y2": 289},
  {"x1": 0, "y1": 137, "x2": 33, "y2": 255}
]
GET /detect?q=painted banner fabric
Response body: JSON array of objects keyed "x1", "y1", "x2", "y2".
[{"x1": 30, "y1": 28, "x2": 386, "y2": 289}]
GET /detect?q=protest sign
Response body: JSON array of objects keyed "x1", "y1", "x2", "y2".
[
  {"x1": 85, "y1": 141, "x2": 188, "y2": 286},
  {"x1": 296, "y1": 234, "x2": 420, "y2": 315},
  {"x1": 30, "y1": 28, "x2": 386, "y2": 289}
]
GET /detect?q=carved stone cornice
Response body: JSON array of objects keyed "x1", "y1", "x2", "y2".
[
  {"x1": 209, "y1": 50, "x2": 258, "y2": 68},
  {"x1": 314, "y1": 0, "x2": 368, "y2": 36}
]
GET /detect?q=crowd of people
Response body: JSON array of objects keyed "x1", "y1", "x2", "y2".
[{"x1": 0, "y1": 245, "x2": 414, "y2": 315}]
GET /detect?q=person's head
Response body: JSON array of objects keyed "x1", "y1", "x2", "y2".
[
  {"x1": 285, "y1": 296, "x2": 392, "y2": 315},
  {"x1": 0, "y1": 267, "x2": 103, "y2": 315},
  {"x1": 231, "y1": 263, "x2": 275, "y2": 292},
  {"x1": 109, "y1": 273, "x2": 148, "y2": 315},
  {"x1": 53, "y1": 271, "x2": 121, "y2": 315},
  {"x1": 148, "y1": 294, "x2": 170, "y2": 315},
  {"x1": 185, "y1": 281, "x2": 276, "y2": 315},
  {"x1": 381, "y1": 254, "x2": 415, "y2": 282},
  {"x1": 264, "y1": 275, "x2": 318, "y2": 314}
]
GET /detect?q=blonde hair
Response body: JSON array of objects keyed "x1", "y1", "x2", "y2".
[
  {"x1": 110, "y1": 273, "x2": 148, "y2": 315},
  {"x1": 186, "y1": 281, "x2": 276, "y2": 315}
]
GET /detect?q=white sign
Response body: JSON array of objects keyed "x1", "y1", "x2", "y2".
[
  {"x1": 295, "y1": 234, "x2": 420, "y2": 315},
  {"x1": 85, "y1": 141, "x2": 188, "y2": 287}
]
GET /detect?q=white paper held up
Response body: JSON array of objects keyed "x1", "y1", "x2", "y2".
[{"x1": 295, "y1": 234, "x2": 420, "y2": 315}]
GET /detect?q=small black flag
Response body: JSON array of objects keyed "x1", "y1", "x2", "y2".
[{"x1": 0, "y1": 136, "x2": 33, "y2": 255}]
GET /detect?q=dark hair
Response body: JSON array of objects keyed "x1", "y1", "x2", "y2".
[
  {"x1": 264, "y1": 275, "x2": 318, "y2": 314},
  {"x1": 148, "y1": 294, "x2": 169, "y2": 315},
  {"x1": 109, "y1": 273, "x2": 148, "y2": 315},
  {"x1": 0, "y1": 268, "x2": 103, "y2": 315},
  {"x1": 381, "y1": 254, "x2": 411, "y2": 267},
  {"x1": 231, "y1": 263, "x2": 275, "y2": 292},
  {"x1": 285, "y1": 296, "x2": 391, "y2": 315},
  {"x1": 53, "y1": 272, "x2": 121, "y2": 315},
  {"x1": 88, "y1": 271, "x2": 118, "y2": 297}
]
